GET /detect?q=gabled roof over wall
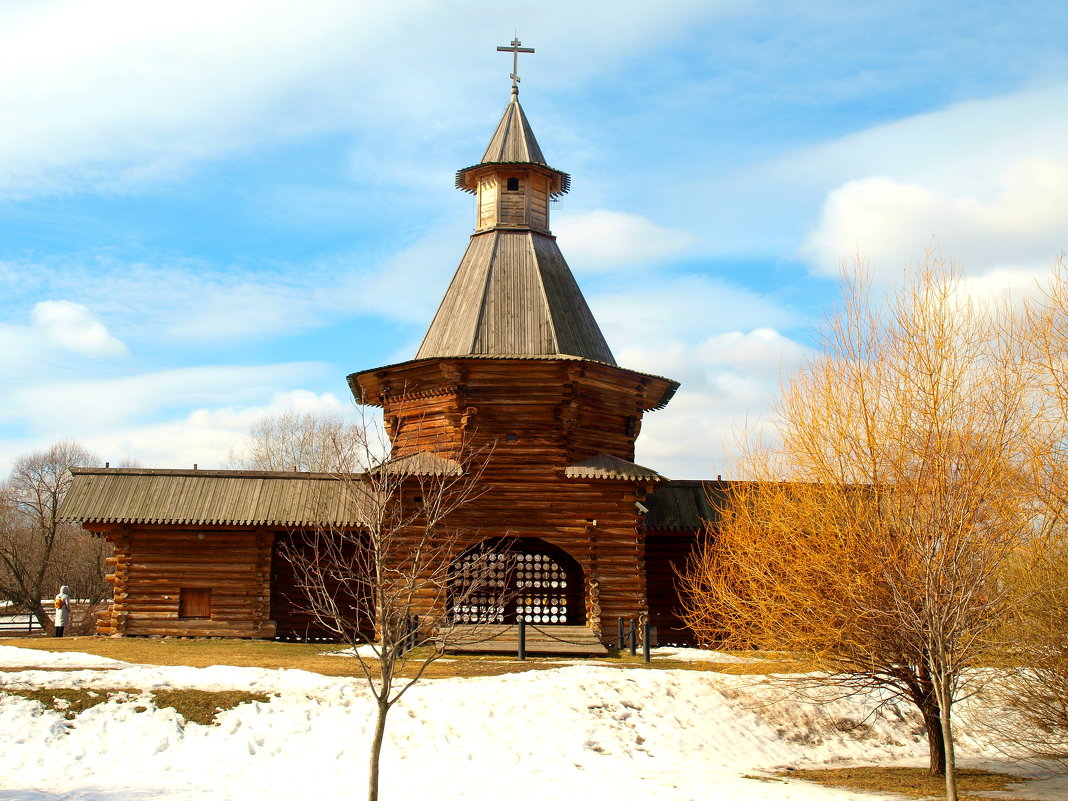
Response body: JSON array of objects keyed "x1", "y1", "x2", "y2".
[{"x1": 59, "y1": 467, "x2": 373, "y2": 527}]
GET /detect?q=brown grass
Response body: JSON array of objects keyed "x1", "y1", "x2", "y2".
[
  {"x1": 0, "y1": 636, "x2": 796, "y2": 678},
  {"x1": 778, "y1": 766, "x2": 1043, "y2": 801},
  {"x1": 1, "y1": 687, "x2": 271, "y2": 725}
]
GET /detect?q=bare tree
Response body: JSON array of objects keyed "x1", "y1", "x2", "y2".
[
  {"x1": 682, "y1": 256, "x2": 1042, "y2": 801},
  {"x1": 228, "y1": 410, "x2": 368, "y2": 472},
  {"x1": 0, "y1": 440, "x2": 106, "y2": 630},
  {"x1": 284, "y1": 420, "x2": 501, "y2": 801}
]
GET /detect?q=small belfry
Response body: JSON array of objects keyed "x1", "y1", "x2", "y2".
[
  {"x1": 457, "y1": 39, "x2": 567, "y2": 237},
  {"x1": 416, "y1": 40, "x2": 608, "y2": 364}
]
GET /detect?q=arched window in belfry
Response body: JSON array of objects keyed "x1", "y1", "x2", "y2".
[{"x1": 506, "y1": 177, "x2": 520, "y2": 191}]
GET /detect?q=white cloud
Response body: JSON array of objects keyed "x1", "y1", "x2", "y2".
[
  {"x1": 30, "y1": 300, "x2": 128, "y2": 357},
  {"x1": 75, "y1": 389, "x2": 369, "y2": 471},
  {"x1": 591, "y1": 275, "x2": 803, "y2": 347},
  {"x1": 781, "y1": 83, "x2": 1068, "y2": 282},
  {"x1": 589, "y1": 272, "x2": 810, "y2": 477},
  {"x1": 0, "y1": 368, "x2": 358, "y2": 474},
  {"x1": 0, "y1": 300, "x2": 127, "y2": 374},
  {"x1": 630, "y1": 328, "x2": 812, "y2": 478},
  {"x1": 776, "y1": 83, "x2": 1068, "y2": 198},
  {"x1": 801, "y1": 158, "x2": 1068, "y2": 280},
  {"x1": 0, "y1": 1, "x2": 732, "y2": 197},
  {"x1": 0, "y1": 235, "x2": 460, "y2": 348},
  {"x1": 1, "y1": 363, "x2": 331, "y2": 432},
  {"x1": 554, "y1": 210, "x2": 696, "y2": 272}
]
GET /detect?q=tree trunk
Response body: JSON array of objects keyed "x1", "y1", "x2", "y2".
[
  {"x1": 936, "y1": 680, "x2": 959, "y2": 801},
  {"x1": 30, "y1": 599, "x2": 52, "y2": 633},
  {"x1": 916, "y1": 692, "x2": 947, "y2": 776},
  {"x1": 368, "y1": 699, "x2": 389, "y2": 801}
]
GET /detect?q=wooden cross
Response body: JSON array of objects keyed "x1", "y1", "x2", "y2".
[{"x1": 497, "y1": 38, "x2": 534, "y2": 90}]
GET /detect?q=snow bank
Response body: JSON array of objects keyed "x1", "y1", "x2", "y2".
[
  {"x1": 0, "y1": 644, "x2": 1063, "y2": 801},
  {"x1": 650, "y1": 646, "x2": 770, "y2": 663},
  {"x1": 0, "y1": 643, "x2": 129, "y2": 669}
]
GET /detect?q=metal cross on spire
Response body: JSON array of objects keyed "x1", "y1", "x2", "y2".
[{"x1": 496, "y1": 37, "x2": 534, "y2": 91}]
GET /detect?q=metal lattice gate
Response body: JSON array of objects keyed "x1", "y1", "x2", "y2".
[{"x1": 449, "y1": 539, "x2": 584, "y2": 625}]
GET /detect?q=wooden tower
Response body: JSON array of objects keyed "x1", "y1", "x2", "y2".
[
  {"x1": 58, "y1": 43, "x2": 703, "y2": 644},
  {"x1": 349, "y1": 45, "x2": 678, "y2": 639}
]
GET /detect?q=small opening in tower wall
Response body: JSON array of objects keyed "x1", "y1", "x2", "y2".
[
  {"x1": 506, "y1": 433, "x2": 518, "y2": 442},
  {"x1": 506, "y1": 177, "x2": 520, "y2": 191}
]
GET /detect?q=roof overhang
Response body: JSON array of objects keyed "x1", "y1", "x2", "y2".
[
  {"x1": 455, "y1": 162, "x2": 571, "y2": 196},
  {"x1": 58, "y1": 459, "x2": 463, "y2": 528},
  {"x1": 564, "y1": 453, "x2": 665, "y2": 482},
  {"x1": 349, "y1": 355, "x2": 679, "y2": 412}
]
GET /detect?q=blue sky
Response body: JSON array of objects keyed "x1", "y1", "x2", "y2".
[{"x1": 2, "y1": 0, "x2": 1067, "y2": 477}]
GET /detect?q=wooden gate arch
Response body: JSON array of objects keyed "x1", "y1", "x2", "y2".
[{"x1": 449, "y1": 537, "x2": 585, "y2": 625}]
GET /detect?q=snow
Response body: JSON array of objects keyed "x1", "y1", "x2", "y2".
[
  {"x1": 0, "y1": 643, "x2": 129, "y2": 669},
  {"x1": 649, "y1": 646, "x2": 770, "y2": 663},
  {"x1": 0, "y1": 644, "x2": 1064, "y2": 801}
]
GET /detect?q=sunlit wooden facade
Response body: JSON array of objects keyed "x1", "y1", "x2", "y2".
[{"x1": 61, "y1": 79, "x2": 713, "y2": 644}]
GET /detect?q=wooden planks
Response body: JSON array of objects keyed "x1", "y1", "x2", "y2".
[
  {"x1": 644, "y1": 530, "x2": 703, "y2": 645},
  {"x1": 97, "y1": 528, "x2": 276, "y2": 639},
  {"x1": 445, "y1": 624, "x2": 608, "y2": 656}
]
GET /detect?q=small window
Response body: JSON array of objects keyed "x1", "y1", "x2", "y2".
[
  {"x1": 179, "y1": 588, "x2": 212, "y2": 619},
  {"x1": 506, "y1": 433, "x2": 518, "y2": 442},
  {"x1": 506, "y1": 177, "x2": 520, "y2": 191}
]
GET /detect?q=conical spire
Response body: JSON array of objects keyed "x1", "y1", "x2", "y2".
[
  {"x1": 417, "y1": 85, "x2": 613, "y2": 365},
  {"x1": 486, "y1": 88, "x2": 544, "y2": 163},
  {"x1": 415, "y1": 230, "x2": 616, "y2": 363},
  {"x1": 455, "y1": 89, "x2": 570, "y2": 195}
]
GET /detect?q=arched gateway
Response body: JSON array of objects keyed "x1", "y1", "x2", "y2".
[{"x1": 449, "y1": 538, "x2": 584, "y2": 626}]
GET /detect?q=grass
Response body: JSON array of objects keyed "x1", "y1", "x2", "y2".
[
  {"x1": 778, "y1": 766, "x2": 1044, "y2": 801},
  {"x1": 0, "y1": 636, "x2": 805, "y2": 679},
  {"x1": 2, "y1": 687, "x2": 272, "y2": 725}
]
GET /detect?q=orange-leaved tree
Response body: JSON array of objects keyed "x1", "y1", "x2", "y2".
[{"x1": 682, "y1": 255, "x2": 1042, "y2": 801}]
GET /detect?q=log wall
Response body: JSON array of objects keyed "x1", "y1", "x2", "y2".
[
  {"x1": 95, "y1": 527, "x2": 276, "y2": 638},
  {"x1": 86, "y1": 357, "x2": 683, "y2": 643},
  {"x1": 357, "y1": 357, "x2": 675, "y2": 640}
]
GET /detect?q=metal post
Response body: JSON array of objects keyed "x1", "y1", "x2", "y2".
[
  {"x1": 518, "y1": 617, "x2": 526, "y2": 661},
  {"x1": 642, "y1": 619, "x2": 651, "y2": 663},
  {"x1": 617, "y1": 616, "x2": 625, "y2": 650},
  {"x1": 629, "y1": 619, "x2": 637, "y2": 656}
]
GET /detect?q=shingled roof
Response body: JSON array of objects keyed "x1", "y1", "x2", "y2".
[
  {"x1": 59, "y1": 467, "x2": 374, "y2": 527},
  {"x1": 455, "y1": 87, "x2": 570, "y2": 195},
  {"x1": 564, "y1": 453, "x2": 664, "y2": 482},
  {"x1": 415, "y1": 230, "x2": 616, "y2": 363},
  {"x1": 643, "y1": 480, "x2": 728, "y2": 531}
]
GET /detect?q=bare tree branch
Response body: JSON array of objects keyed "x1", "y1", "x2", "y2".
[{"x1": 281, "y1": 409, "x2": 504, "y2": 801}]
